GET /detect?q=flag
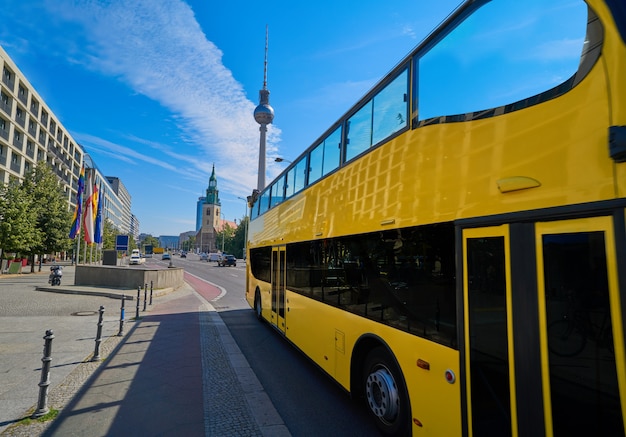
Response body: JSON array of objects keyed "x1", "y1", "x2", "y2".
[
  {"x1": 94, "y1": 184, "x2": 103, "y2": 247},
  {"x1": 83, "y1": 170, "x2": 95, "y2": 244},
  {"x1": 69, "y1": 166, "x2": 85, "y2": 239}
]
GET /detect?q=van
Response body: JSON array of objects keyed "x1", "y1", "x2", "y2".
[
  {"x1": 208, "y1": 253, "x2": 220, "y2": 262},
  {"x1": 130, "y1": 249, "x2": 144, "y2": 265}
]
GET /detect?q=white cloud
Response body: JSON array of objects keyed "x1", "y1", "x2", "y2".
[{"x1": 47, "y1": 0, "x2": 281, "y2": 194}]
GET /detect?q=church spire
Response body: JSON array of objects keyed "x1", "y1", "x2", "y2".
[{"x1": 206, "y1": 164, "x2": 220, "y2": 205}]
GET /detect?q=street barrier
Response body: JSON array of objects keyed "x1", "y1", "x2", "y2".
[
  {"x1": 92, "y1": 306, "x2": 105, "y2": 361},
  {"x1": 33, "y1": 329, "x2": 54, "y2": 418}
]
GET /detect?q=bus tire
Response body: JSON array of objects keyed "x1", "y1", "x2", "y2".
[
  {"x1": 254, "y1": 290, "x2": 263, "y2": 320},
  {"x1": 362, "y1": 346, "x2": 411, "y2": 436}
]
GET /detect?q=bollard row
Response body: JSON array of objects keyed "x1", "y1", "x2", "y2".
[{"x1": 32, "y1": 293, "x2": 131, "y2": 415}]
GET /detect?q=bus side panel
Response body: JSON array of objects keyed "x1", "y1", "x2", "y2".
[
  {"x1": 285, "y1": 291, "x2": 342, "y2": 377},
  {"x1": 286, "y1": 290, "x2": 462, "y2": 436}
]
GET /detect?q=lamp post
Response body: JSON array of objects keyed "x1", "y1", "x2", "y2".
[
  {"x1": 274, "y1": 157, "x2": 292, "y2": 164},
  {"x1": 237, "y1": 196, "x2": 249, "y2": 259}
]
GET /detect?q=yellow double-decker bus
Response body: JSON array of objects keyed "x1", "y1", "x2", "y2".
[{"x1": 245, "y1": 0, "x2": 626, "y2": 435}]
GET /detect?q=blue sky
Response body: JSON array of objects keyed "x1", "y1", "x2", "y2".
[{"x1": 1, "y1": 0, "x2": 461, "y2": 236}]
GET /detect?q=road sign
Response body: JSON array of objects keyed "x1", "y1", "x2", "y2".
[{"x1": 115, "y1": 235, "x2": 129, "y2": 251}]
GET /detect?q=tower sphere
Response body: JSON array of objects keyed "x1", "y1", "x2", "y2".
[{"x1": 254, "y1": 103, "x2": 274, "y2": 125}]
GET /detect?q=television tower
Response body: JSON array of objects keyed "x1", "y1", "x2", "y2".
[{"x1": 253, "y1": 25, "x2": 274, "y2": 191}]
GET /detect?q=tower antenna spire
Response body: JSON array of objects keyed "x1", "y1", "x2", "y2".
[
  {"x1": 253, "y1": 24, "x2": 275, "y2": 191},
  {"x1": 263, "y1": 25, "x2": 268, "y2": 90}
]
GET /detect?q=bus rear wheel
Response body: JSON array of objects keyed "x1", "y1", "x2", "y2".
[
  {"x1": 362, "y1": 346, "x2": 411, "y2": 436},
  {"x1": 254, "y1": 290, "x2": 262, "y2": 320}
]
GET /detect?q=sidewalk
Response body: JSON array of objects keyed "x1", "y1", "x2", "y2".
[{"x1": 0, "y1": 267, "x2": 289, "y2": 436}]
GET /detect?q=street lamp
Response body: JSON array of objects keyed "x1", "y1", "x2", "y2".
[{"x1": 274, "y1": 157, "x2": 292, "y2": 163}]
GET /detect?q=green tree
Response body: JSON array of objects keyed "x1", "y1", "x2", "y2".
[
  {"x1": 102, "y1": 220, "x2": 118, "y2": 250},
  {"x1": 231, "y1": 216, "x2": 248, "y2": 258},
  {"x1": 22, "y1": 165, "x2": 72, "y2": 271},
  {"x1": 0, "y1": 178, "x2": 38, "y2": 256},
  {"x1": 140, "y1": 235, "x2": 159, "y2": 250},
  {"x1": 181, "y1": 235, "x2": 195, "y2": 251},
  {"x1": 216, "y1": 222, "x2": 237, "y2": 255}
]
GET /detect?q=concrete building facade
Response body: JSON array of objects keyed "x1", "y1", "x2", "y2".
[{"x1": 0, "y1": 45, "x2": 136, "y2": 241}]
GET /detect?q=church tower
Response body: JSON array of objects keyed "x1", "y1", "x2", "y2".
[{"x1": 197, "y1": 164, "x2": 221, "y2": 253}]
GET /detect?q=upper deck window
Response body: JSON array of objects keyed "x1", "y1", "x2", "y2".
[
  {"x1": 346, "y1": 68, "x2": 408, "y2": 162},
  {"x1": 309, "y1": 126, "x2": 342, "y2": 185},
  {"x1": 285, "y1": 157, "x2": 307, "y2": 199},
  {"x1": 417, "y1": 0, "x2": 590, "y2": 122}
]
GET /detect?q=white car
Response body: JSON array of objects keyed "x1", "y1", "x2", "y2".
[
  {"x1": 130, "y1": 249, "x2": 144, "y2": 265},
  {"x1": 129, "y1": 254, "x2": 144, "y2": 265}
]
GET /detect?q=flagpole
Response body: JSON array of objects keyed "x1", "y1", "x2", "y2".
[{"x1": 76, "y1": 227, "x2": 81, "y2": 264}]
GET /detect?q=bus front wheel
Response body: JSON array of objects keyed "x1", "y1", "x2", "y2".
[{"x1": 362, "y1": 346, "x2": 411, "y2": 436}]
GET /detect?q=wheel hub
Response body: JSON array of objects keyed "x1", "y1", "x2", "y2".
[{"x1": 365, "y1": 368, "x2": 399, "y2": 422}]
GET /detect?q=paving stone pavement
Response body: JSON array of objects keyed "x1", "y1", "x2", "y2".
[{"x1": 0, "y1": 265, "x2": 289, "y2": 437}]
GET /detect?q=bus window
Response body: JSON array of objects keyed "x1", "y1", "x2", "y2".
[
  {"x1": 417, "y1": 0, "x2": 588, "y2": 122},
  {"x1": 285, "y1": 157, "x2": 307, "y2": 198},
  {"x1": 258, "y1": 188, "x2": 270, "y2": 216},
  {"x1": 372, "y1": 68, "x2": 408, "y2": 146},
  {"x1": 285, "y1": 223, "x2": 457, "y2": 348},
  {"x1": 309, "y1": 126, "x2": 342, "y2": 185},
  {"x1": 250, "y1": 246, "x2": 272, "y2": 283},
  {"x1": 270, "y1": 175, "x2": 285, "y2": 207},
  {"x1": 346, "y1": 67, "x2": 410, "y2": 162},
  {"x1": 250, "y1": 198, "x2": 259, "y2": 220},
  {"x1": 346, "y1": 100, "x2": 373, "y2": 162}
]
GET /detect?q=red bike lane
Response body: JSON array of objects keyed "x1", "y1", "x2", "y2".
[{"x1": 184, "y1": 272, "x2": 222, "y2": 302}]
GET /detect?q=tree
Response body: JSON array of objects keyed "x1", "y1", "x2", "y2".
[
  {"x1": 22, "y1": 165, "x2": 72, "y2": 270},
  {"x1": 216, "y1": 222, "x2": 238, "y2": 255},
  {"x1": 140, "y1": 235, "x2": 159, "y2": 250},
  {"x1": 232, "y1": 216, "x2": 248, "y2": 258},
  {"x1": 0, "y1": 178, "x2": 38, "y2": 256},
  {"x1": 0, "y1": 164, "x2": 73, "y2": 270},
  {"x1": 102, "y1": 220, "x2": 118, "y2": 250},
  {"x1": 181, "y1": 235, "x2": 195, "y2": 251}
]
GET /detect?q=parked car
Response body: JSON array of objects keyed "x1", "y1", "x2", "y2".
[
  {"x1": 218, "y1": 254, "x2": 236, "y2": 267},
  {"x1": 162, "y1": 253, "x2": 171, "y2": 261}
]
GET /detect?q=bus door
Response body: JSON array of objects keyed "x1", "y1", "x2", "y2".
[
  {"x1": 463, "y1": 226, "x2": 516, "y2": 437},
  {"x1": 536, "y1": 217, "x2": 624, "y2": 436},
  {"x1": 271, "y1": 246, "x2": 287, "y2": 333}
]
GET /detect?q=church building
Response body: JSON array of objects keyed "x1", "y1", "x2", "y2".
[{"x1": 196, "y1": 164, "x2": 222, "y2": 253}]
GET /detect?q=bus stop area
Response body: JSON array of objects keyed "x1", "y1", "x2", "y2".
[{"x1": 0, "y1": 266, "x2": 288, "y2": 436}]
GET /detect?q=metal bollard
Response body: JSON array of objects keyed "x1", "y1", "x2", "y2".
[
  {"x1": 143, "y1": 283, "x2": 147, "y2": 311},
  {"x1": 136, "y1": 286, "x2": 141, "y2": 319},
  {"x1": 118, "y1": 294, "x2": 125, "y2": 336},
  {"x1": 149, "y1": 280, "x2": 153, "y2": 305},
  {"x1": 33, "y1": 329, "x2": 54, "y2": 418},
  {"x1": 92, "y1": 306, "x2": 104, "y2": 361}
]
